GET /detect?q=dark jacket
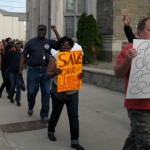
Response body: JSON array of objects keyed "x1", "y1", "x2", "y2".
[{"x1": 7, "y1": 51, "x2": 21, "y2": 73}]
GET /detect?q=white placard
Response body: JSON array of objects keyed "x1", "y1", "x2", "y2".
[{"x1": 126, "y1": 39, "x2": 150, "y2": 99}]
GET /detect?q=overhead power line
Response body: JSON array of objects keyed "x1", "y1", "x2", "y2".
[
  {"x1": 0, "y1": 0, "x2": 25, "y2": 3},
  {"x1": 0, "y1": 6, "x2": 25, "y2": 8},
  {"x1": 0, "y1": 6, "x2": 26, "y2": 8},
  {"x1": 0, "y1": 0, "x2": 26, "y2": 12}
]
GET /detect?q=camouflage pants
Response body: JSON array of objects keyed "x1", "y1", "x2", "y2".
[{"x1": 123, "y1": 109, "x2": 150, "y2": 150}]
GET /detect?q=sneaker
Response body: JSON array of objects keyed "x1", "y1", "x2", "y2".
[
  {"x1": 17, "y1": 101, "x2": 21, "y2": 106},
  {"x1": 28, "y1": 109, "x2": 33, "y2": 116},
  {"x1": 48, "y1": 133, "x2": 57, "y2": 141},
  {"x1": 71, "y1": 144, "x2": 85, "y2": 150},
  {"x1": 10, "y1": 98, "x2": 14, "y2": 103},
  {"x1": 41, "y1": 117, "x2": 49, "y2": 124}
]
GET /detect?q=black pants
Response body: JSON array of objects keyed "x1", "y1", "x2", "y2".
[
  {"x1": 0, "y1": 69, "x2": 10, "y2": 94},
  {"x1": 48, "y1": 92, "x2": 79, "y2": 141}
]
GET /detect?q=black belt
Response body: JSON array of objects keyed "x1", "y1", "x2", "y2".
[{"x1": 30, "y1": 65, "x2": 47, "y2": 69}]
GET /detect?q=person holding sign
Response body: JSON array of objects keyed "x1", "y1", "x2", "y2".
[
  {"x1": 47, "y1": 36, "x2": 85, "y2": 150},
  {"x1": 114, "y1": 18, "x2": 150, "y2": 150}
]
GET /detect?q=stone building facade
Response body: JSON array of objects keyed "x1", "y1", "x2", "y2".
[
  {"x1": 26, "y1": 0, "x2": 150, "y2": 62},
  {"x1": 97, "y1": 0, "x2": 150, "y2": 61},
  {"x1": 26, "y1": 0, "x2": 96, "y2": 40}
]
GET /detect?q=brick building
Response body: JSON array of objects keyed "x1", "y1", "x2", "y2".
[
  {"x1": 26, "y1": 0, "x2": 150, "y2": 61},
  {"x1": 97, "y1": 0, "x2": 150, "y2": 61}
]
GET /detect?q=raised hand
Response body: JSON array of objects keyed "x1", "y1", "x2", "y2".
[{"x1": 123, "y1": 15, "x2": 131, "y2": 26}]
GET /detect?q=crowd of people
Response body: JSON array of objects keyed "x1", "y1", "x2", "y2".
[
  {"x1": 0, "y1": 15, "x2": 150, "y2": 150},
  {"x1": 18, "y1": 25, "x2": 85, "y2": 150},
  {"x1": 0, "y1": 37, "x2": 23, "y2": 106},
  {"x1": 0, "y1": 24, "x2": 85, "y2": 150}
]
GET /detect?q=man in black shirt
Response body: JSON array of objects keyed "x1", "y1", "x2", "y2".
[
  {"x1": 19, "y1": 24, "x2": 57, "y2": 123},
  {"x1": 8, "y1": 42, "x2": 22, "y2": 106}
]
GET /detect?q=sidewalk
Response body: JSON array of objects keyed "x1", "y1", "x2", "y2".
[{"x1": 0, "y1": 70, "x2": 130, "y2": 150}]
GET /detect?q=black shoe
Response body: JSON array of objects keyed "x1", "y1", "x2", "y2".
[
  {"x1": 10, "y1": 98, "x2": 14, "y2": 103},
  {"x1": 71, "y1": 144, "x2": 85, "y2": 150},
  {"x1": 48, "y1": 133, "x2": 57, "y2": 141},
  {"x1": 41, "y1": 117, "x2": 49, "y2": 124},
  {"x1": 17, "y1": 101, "x2": 21, "y2": 106},
  {"x1": 7, "y1": 95, "x2": 10, "y2": 99},
  {"x1": 28, "y1": 109, "x2": 33, "y2": 116}
]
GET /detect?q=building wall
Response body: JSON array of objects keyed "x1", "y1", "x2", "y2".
[
  {"x1": 97, "y1": 0, "x2": 113, "y2": 61},
  {"x1": 13, "y1": 17, "x2": 20, "y2": 40},
  {"x1": 113, "y1": 0, "x2": 150, "y2": 40},
  {"x1": 97, "y1": 0, "x2": 113, "y2": 36},
  {"x1": 112, "y1": 0, "x2": 150, "y2": 60},
  {"x1": 19, "y1": 22, "x2": 26, "y2": 41},
  {"x1": 3, "y1": 16, "x2": 13, "y2": 39},
  {"x1": 26, "y1": 0, "x2": 97, "y2": 40},
  {"x1": 32, "y1": 0, "x2": 40, "y2": 37},
  {"x1": 0, "y1": 13, "x2": 26, "y2": 41},
  {"x1": 26, "y1": 0, "x2": 33, "y2": 40},
  {"x1": 0, "y1": 14, "x2": 3, "y2": 40},
  {"x1": 26, "y1": 0, "x2": 150, "y2": 61},
  {"x1": 51, "y1": 0, "x2": 63, "y2": 39},
  {"x1": 97, "y1": 0, "x2": 150, "y2": 61},
  {"x1": 40, "y1": 0, "x2": 48, "y2": 26}
]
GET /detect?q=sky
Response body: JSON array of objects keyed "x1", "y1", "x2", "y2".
[{"x1": 0, "y1": 0, "x2": 26, "y2": 13}]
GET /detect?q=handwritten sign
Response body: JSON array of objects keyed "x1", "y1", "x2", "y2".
[
  {"x1": 126, "y1": 39, "x2": 150, "y2": 99},
  {"x1": 57, "y1": 50, "x2": 83, "y2": 92}
]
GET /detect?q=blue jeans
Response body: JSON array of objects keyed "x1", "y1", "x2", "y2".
[
  {"x1": 48, "y1": 91, "x2": 79, "y2": 142},
  {"x1": 27, "y1": 66, "x2": 50, "y2": 118},
  {"x1": 9, "y1": 72, "x2": 21, "y2": 101},
  {"x1": 123, "y1": 109, "x2": 150, "y2": 150}
]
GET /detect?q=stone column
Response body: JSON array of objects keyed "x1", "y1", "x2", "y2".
[
  {"x1": 40, "y1": 0, "x2": 48, "y2": 25},
  {"x1": 26, "y1": 0, "x2": 32, "y2": 40},
  {"x1": 97, "y1": 0, "x2": 113, "y2": 62},
  {"x1": 31, "y1": 0, "x2": 40, "y2": 37},
  {"x1": 48, "y1": 0, "x2": 51, "y2": 38},
  {"x1": 88, "y1": 0, "x2": 97, "y2": 18},
  {"x1": 51, "y1": 0, "x2": 63, "y2": 39}
]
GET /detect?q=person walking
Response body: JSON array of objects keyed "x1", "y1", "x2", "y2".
[
  {"x1": 19, "y1": 24, "x2": 57, "y2": 123},
  {"x1": 7, "y1": 42, "x2": 22, "y2": 106},
  {"x1": 0, "y1": 41, "x2": 4, "y2": 67},
  {"x1": 114, "y1": 17, "x2": 150, "y2": 150},
  {"x1": 47, "y1": 36, "x2": 85, "y2": 150},
  {"x1": 0, "y1": 41, "x2": 14, "y2": 98}
]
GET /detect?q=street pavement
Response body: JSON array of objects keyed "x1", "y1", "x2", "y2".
[{"x1": 0, "y1": 70, "x2": 130, "y2": 150}]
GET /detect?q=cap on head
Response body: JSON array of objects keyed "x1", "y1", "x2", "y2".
[{"x1": 37, "y1": 24, "x2": 47, "y2": 31}]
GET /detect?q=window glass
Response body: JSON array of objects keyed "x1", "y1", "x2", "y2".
[
  {"x1": 64, "y1": 0, "x2": 87, "y2": 38},
  {"x1": 77, "y1": 0, "x2": 86, "y2": 13},
  {"x1": 65, "y1": 0, "x2": 75, "y2": 13},
  {"x1": 64, "y1": 17, "x2": 75, "y2": 37}
]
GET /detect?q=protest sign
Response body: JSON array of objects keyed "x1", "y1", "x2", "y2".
[
  {"x1": 126, "y1": 39, "x2": 150, "y2": 99},
  {"x1": 57, "y1": 50, "x2": 83, "y2": 92}
]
